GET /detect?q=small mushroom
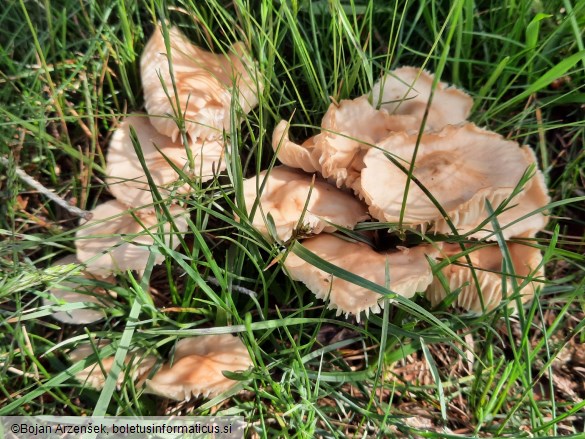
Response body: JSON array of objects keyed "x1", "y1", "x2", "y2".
[
  {"x1": 368, "y1": 66, "x2": 473, "y2": 131},
  {"x1": 42, "y1": 255, "x2": 115, "y2": 324},
  {"x1": 141, "y1": 26, "x2": 262, "y2": 142},
  {"x1": 145, "y1": 334, "x2": 252, "y2": 401},
  {"x1": 75, "y1": 200, "x2": 189, "y2": 276},
  {"x1": 241, "y1": 166, "x2": 369, "y2": 241},
  {"x1": 284, "y1": 234, "x2": 438, "y2": 319},
  {"x1": 426, "y1": 242, "x2": 544, "y2": 313},
  {"x1": 358, "y1": 124, "x2": 531, "y2": 233},
  {"x1": 106, "y1": 115, "x2": 224, "y2": 208},
  {"x1": 69, "y1": 342, "x2": 157, "y2": 390}
]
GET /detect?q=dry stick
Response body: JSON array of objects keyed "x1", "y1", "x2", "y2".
[
  {"x1": 206, "y1": 276, "x2": 257, "y2": 298},
  {"x1": 0, "y1": 156, "x2": 92, "y2": 220}
]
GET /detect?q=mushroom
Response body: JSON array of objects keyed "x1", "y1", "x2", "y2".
[
  {"x1": 241, "y1": 166, "x2": 369, "y2": 241},
  {"x1": 426, "y1": 242, "x2": 545, "y2": 313},
  {"x1": 69, "y1": 342, "x2": 157, "y2": 390},
  {"x1": 42, "y1": 255, "x2": 115, "y2": 324},
  {"x1": 314, "y1": 96, "x2": 420, "y2": 190},
  {"x1": 75, "y1": 200, "x2": 189, "y2": 276},
  {"x1": 466, "y1": 146, "x2": 550, "y2": 240},
  {"x1": 106, "y1": 115, "x2": 224, "y2": 208},
  {"x1": 358, "y1": 124, "x2": 532, "y2": 234},
  {"x1": 145, "y1": 334, "x2": 252, "y2": 401},
  {"x1": 284, "y1": 234, "x2": 438, "y2": 319},
  {"x1": 368, "y1": 66, "x2": 473, "y2": 131},
  {"x1": 141, "y1": 26, "x2": 262, "y2": 142},
  {"x1": 272, "y1": 97, "x2": 419, "y2": 190}
]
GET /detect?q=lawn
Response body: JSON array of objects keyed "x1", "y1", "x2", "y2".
[{"x1": 1, "y1": 0, "x2": 584, "y2": 437}]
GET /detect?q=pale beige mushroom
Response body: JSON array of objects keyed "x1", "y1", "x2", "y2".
[
  {"x1": 467, "y1": 146, "x2": 550, "y2": 240},
  {"x1": 106, "y1": 115, "x2": 224, "y2": 208},
  {"x1": 42, "y1": 255, "x2": 115, "y2": 324},
  {"x1": 358, "y1": 124, "x2": 531, "y2": 234},
  {"x1": 145, "y1": 334, "x2": 252, "y2": 401},
  {"x1": 284, "y1": 234, "x2": 438, "y2": 319},
  {"x1": 75, "y1": 200, "x2": 189, "y2": 276},
  {"x1": 241, "y1": 166, "x2": 369, "y2": 241},
  {"x1": 141, "y1": 26, "x2": 262, "y2": 142},
  {"x1": 369, "y1": 66, "x2": 473, "y2": 131},
  {"x1": 315, "y1": 96, "x2": 420, "y2": 190},
  {"x1": 271, "y1": 120, "x2": 321, "y2": 173},
  {"x1": 69, "y1": 342, "x2": 157, "y2": 390},
  {"x1": 426, "y1": 242, "x2": 544, "y2": 313},
  {"x1": 272, "y1": 98, "x2": 419, "y2": 191}
]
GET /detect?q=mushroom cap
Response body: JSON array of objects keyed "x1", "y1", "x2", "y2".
[
  {"x1": 426, "y1": 242, "x2": 544, "y2": 313},
  {"x1": 141, "y1": 26, "x2": 261, "y2": 142},
  {"x1": 69, "y1": 343, "x2": 157, "y2": 390},
  {"x1": 145, "y1": 334, "x2": 252, "y2": 401},
  {"x1": 284, "y1": 234, "x2": 438, "y2": 319},
  {"x1": 106, "y1": 115, "x2": 225, "y2": 208},
  {"x1": 241, "y1": 166, "x2": 369, "y2": 241},
  {"x1": 75, "y1": 200, "x2": 189, "y2": 276},
  {"x1": 271, "y1": 120, "x2": 321, "y2": 173},
  {"x1": 315, "y1": 96, "x2": 420, "y2": 189},
  {"x1": 358, "y1": 124, "x2": 531, "y2": 233},
  {"x1": 42, "y1": 255, "x2": 114, "y2": 324},
  {"x1": 369, "y1": 66, "x2": 473, "y2": 131},
  {"x1": 467, "y1": 146, "x2": 550, "y2": 240}
]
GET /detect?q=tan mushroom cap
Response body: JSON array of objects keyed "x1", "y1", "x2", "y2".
[
  {"x1": 141, "y1": 26, "x2": 262, "y2": 142},
  {"x1": 242, "y1": 166, "x2": 369, "y2": 241},
  {"x1": 271, "y1": 120, "x2": 321, "y2": 173},
  {"x1": 145, "y1": 334, "x2": 252, "y2": 401},
  {"x1": 426, "y1": 242, "x2": 544, "y2": 313},
  {"x1": 467, "y1": 146, "x2": 550, "y2": 240},
  {"x1": 359, "y1": 124, "x2": 531, "y2": 233},
  {"x1": 369, "y1": 66, "x2": 473, "y2": 131},
  {"x1": 42, "y1": 255, "x2": 115, "y2": 324},
  {"x1": 106, "y1": 115, "x2": 224, "y2": 208},
  {"x1": 315, "y1": 96, "x2": 420, "y2": 189},
  {"x1": 75, "y1": 200, "x2": 189, "y2": 276},
  {"x1": 272, "y1": 98, "x2": 419, "y2": 191},
  {"x1": 284, "y1": 234, "x2": 438, "y2": 319},
  {"x1": 69, "y1": 342, "x2": 157, "y2": 390}
]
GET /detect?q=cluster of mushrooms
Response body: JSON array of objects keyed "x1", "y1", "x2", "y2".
[
  {"x1": 44, "y1": 25, "x2": 260, "y2": 400},
  {"x1": 245, "y1": 67, "x2": 549, "y2": 319},
  {"x1": 44, "y1": 24, "x2": 550, "y2": 401}
]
